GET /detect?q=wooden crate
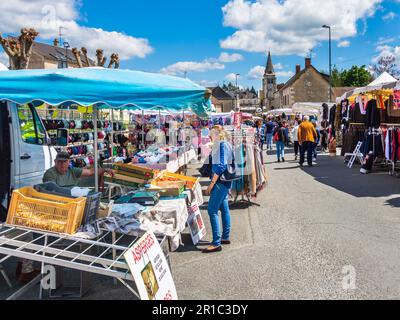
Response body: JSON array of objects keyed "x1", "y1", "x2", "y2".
[{"x1": 6, "y1": 187, "x2": 86, "y2": 235}]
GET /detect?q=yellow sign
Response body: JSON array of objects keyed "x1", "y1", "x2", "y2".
[{"x1": 77, "y1": 105, "x2": 93, "y2": 114}]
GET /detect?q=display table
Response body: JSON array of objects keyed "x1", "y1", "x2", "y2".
[
  {"x1": 0, "y1": 224, "x2": 169, "y2": 300},
  {"x1": 133, "y1": 149, "x2": 197, "y2": 173}
]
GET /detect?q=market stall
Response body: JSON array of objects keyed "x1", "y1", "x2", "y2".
[
  {"x1": 336, "y1": 72, "x2": 400, "y2": 174},
  {"x1": 0, "y1": 67, "x2": 211, "y2": 300}
]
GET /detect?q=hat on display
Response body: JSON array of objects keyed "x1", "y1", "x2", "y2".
[
  {"x1": 88, "y1": 121, "x2": 94, "y2": 129},
  {"x1": 67, "y1": 148, "x2": 73, "y2": 156},
  {"x1": 86, "y1": 144, "x2": 94, "y2": 154},
  {"x1": 98, "y1": 131, "x2": 105, "y2": 140},
  {"x1": 84, "y1": 157, "x2": 91, "y2": 167},
  {"x1": 89, "y1": 157, "x2": 94, "y2": 165},
  {"x1": 69, "y1": 120, "x2": 76, "y2": 129},
  {"x1": 75, "y1": 120, "x2": 82, "y2": 129}
]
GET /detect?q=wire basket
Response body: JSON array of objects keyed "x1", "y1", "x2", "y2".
[{"x1": 6, "y1": 187, "x2": 87, "y2": 234}]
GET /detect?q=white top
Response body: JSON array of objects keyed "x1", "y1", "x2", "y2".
[{"x1": 292, "y1": 125, "x2": 299, "y2": 142}]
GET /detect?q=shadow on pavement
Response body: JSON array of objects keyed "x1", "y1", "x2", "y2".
[
  {"x1": 299, "y1": 155, "x2": 400, "y2": 198},
  {"x1": 384, "y1": 197, "x2": 400, "y2": 208}
]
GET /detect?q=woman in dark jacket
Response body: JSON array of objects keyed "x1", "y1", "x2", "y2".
[{"x1": 274, "y1": 122, "x2": 287, "y2": 162}]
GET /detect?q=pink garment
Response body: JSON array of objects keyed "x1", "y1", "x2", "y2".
[{"x1": 393, "y1": 90, "x2": 400, "y2": 110}]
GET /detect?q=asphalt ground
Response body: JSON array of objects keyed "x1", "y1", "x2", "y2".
[{"x1": 1, "y1": 147, "x2": 400, "y2": 299}]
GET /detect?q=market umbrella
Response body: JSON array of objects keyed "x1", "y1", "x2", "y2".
[{"x1": 0, "y1": 67, "x2": 212, "y2": 117}]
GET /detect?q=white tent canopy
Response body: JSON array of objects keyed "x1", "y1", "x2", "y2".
[
  {"x1": 292, "y1": 102, "x2": 331, "y2": 115},
  {"x1": 337, "y1": 72, "x2": 398, "y2": 102},
  {"x1": 368, "y1": 71, "x2": 397, "y2": 87},
  {"x1": 264, "y1": 108, "x2": 295, "y2": 116}
]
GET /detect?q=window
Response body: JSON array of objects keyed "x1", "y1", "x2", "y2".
[
  {"x1": 17, "y1": 104, "x2": 46, "y2": 145},
  {"x1": 58, "y1": 60, "x2": 68, "y2": 69}
]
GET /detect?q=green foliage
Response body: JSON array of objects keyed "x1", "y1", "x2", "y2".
[{"x1": 331, "y1": 65, "x2": 373, "y2": 87}]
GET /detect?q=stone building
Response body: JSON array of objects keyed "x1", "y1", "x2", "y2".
[
  {"x1": 208, "y1": 86, "x2": 235, "y2": 113},
  {"x1": 5, "y1": 38, "x2": 95, "y2": 69},
  {"x1": 275, "y1": 57, "x2": 331, "y2": 109}
]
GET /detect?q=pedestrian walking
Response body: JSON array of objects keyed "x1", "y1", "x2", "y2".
[
  {"x1": 292, "y1": 119, "x2": 301, "y2": 161},
  {"x1": 273, "y1": 122, "x2": 287, "y2": 162},
  {"x1": 298, "y1": 116, "x2": 318, "y2": 167},
  {"x1": 265, "y1": 117, "x2": 275, "y2": 150},
  {"x1": 312, "y1": 121, "x2": 321, "y2": 161},
  {"x1": 204, "y1": 125, "x2": 233, "y2": 253},
  {"x1": 255, "y1": 120, "x2": 265, "y2": 150}
]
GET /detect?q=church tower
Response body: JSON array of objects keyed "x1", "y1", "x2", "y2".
[{"x1": 262, "y1": 51, "x2": 277, "y2": 110}]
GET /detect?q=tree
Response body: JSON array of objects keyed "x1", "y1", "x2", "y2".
[
  {"x1": 372, "y1": 55, "x2": 400, "y2": 78},
  {"x1": 330, "y1": 65, "x2": 373, "y2": 87},
  {"x1": 341, "y1": 65, "x2": 373, "y2": 87},
  {"x1": 0, "y1": 28, "x2": 39, "y2": 70}
]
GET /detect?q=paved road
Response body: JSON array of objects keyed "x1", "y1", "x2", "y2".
[
  {"x1": 2, "y1": 149, "x2": 400, "y2": 300},
  {"x1": 172, "y1": 150, "x2": 400, "y2": 300}
]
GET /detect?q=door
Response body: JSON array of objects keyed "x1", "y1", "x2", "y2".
[
  {"x1": 0, "y1": 101, "x2": 11, "y2": 220},
  {"x1": 15, "y1": 103, "x2": 49, "y2": 187}
]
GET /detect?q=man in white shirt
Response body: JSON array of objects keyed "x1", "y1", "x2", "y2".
[{"x1": 292, "y1": 119, "x2": 301, "y2": 161}]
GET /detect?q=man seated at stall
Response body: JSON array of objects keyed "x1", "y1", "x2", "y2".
[{"x1": 43, "y1": 152, "x2": 114, "y2": 187}]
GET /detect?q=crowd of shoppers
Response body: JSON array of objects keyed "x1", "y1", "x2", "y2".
[{"x1": 256, "y1": 114, "x2": 321, "y2": 167}]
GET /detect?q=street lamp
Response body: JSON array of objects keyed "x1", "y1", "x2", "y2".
[
  {"x1": 235, "y1": 73, "x2": 240, "y2": 112},
  {"x1": 322, "y1": 25, "x2": 332, "y2": 103},
  {"x1": 63, "y1": 41, "x2": 70, "y2": 69}
]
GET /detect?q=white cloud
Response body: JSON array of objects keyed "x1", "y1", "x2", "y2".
[
  {"x1": 225, "y1": 73, "x2": 241, "y2": 81},
  {"x1": 373, "y1": 45, "x2": 400, "y2": 63},
  {"x1": 276, "y1": 71, "x2": 294, "y2": 78},
  {"x1": 0, "y1": 0, "x2": 153, "y2": 60},
  {"x1": 218, "y1": 52, "x2": 243, "y2": 63},
  {"x1": 338, "y1": 40, "x2": 350, "y2": 48},
  {"x1": 160, "y1": 60, "x2": 225, "y2": 76},
  {"x1": 220, "y1": 0, "x2": 382, "y2": 56},
  {"x1": 377, "y1": 37, "x2": 396, "y2": 46},
  {"x1": 383, "y1": 12, "x2": 396, "y2": 21},
  {"x1": 274, "y1": 63, "x2": 284, "y2": 70},
  {"x1": 247, "y1": 65, "x2": 265, "y2": 79},
  {"x1": 196, "y1": 80, "x2": 219, "y2": 87}
]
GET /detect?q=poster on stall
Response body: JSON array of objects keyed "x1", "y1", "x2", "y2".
[
  {"x1": 124, "y1": 231, "x2": 178, "y2": 300},
  {"x1": 233, "y1": 112, "x2": 242, "y2": 129},
  {"x1": 187, "y1": 201, "x2": 207, "y2": 245}
]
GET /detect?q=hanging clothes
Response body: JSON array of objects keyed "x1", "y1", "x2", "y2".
[{"x1": 365, "y1": 99, "x2": 381, "y2": 128}]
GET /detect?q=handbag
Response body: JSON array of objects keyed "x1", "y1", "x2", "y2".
[
  {"x1": 273, "y1": 131, "x2": 279, "y2": 143},
  {"x1": 220, "y1": 150, "x2": 241, "y2": 182},
  {"x1": 199, "y1": 155, "x2": 212, "y2": 178}
]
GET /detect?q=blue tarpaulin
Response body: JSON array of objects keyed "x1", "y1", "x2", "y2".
[{"x1": 0, "y1": 67, "x2": 212, "y2": 117}]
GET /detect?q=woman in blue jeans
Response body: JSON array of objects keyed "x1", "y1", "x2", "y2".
[
  {"x1": 273, "y1": 122, "x2": 287, "y2": 162},
  {"x1": 203, "y1": 125, "x2": 233, "y2": 254}
]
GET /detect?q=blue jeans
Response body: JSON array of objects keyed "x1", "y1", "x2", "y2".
[
  {"x1": 266, "y1": 133, "x2": 273, "y2": 149},
  {"x1": 208, "y1": 182, "x2": 231, "y2": 247},
  {"x1": 276, "y1": 141, "x2": 285, "y2": 160},
  {"x1": 313, "y1": 142, "x2": 318, "y2": 159}
]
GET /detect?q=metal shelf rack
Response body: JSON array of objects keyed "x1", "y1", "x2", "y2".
[{"x1": 0, "y1": 224, "x2": 168, "y2": 300}]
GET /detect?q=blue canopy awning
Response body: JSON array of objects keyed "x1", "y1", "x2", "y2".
[{"x1": 0, "y1": 68, "x2": 212, "y2": 118}]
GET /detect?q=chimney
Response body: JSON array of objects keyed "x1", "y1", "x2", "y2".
[
  {"x1": 296, "y1": 64, "x2": 301, "y2": 75},
  {"x1": 305, "y1": 57, "x2": 311, "y2": 68},
  {"x1": 53, "y1": 38, "x2": 59, "y2": 47}
]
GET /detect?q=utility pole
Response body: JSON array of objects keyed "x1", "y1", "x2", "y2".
[
  {"x1": 235, "y1": 73, "x2": 240, "y2": 112},
  {"x1": 322, "y1": 25, "x2": 332, "y2": 103}
]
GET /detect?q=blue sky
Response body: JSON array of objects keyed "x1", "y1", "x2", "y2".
[{"x1": 1, "y1": 0, "x2": 400, "y2": 90}]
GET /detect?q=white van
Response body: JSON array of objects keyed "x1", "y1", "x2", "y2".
[{"x1": 0, "y1": 100, "x2": 57, "y2": 219}]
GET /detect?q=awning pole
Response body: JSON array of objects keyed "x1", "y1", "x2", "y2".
[
  {"x1": 111, "y1": 109, "x2": 114, "y2": 163},
  {"x1": 141, "y1": 109, "x2": 145, "y2": 148},
  {"x1": 93, "y1": 106, "x2": 99, "y2": 192},
  {"x1": 183, "y1": 109, "x2": 187, "y2": 175}
]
